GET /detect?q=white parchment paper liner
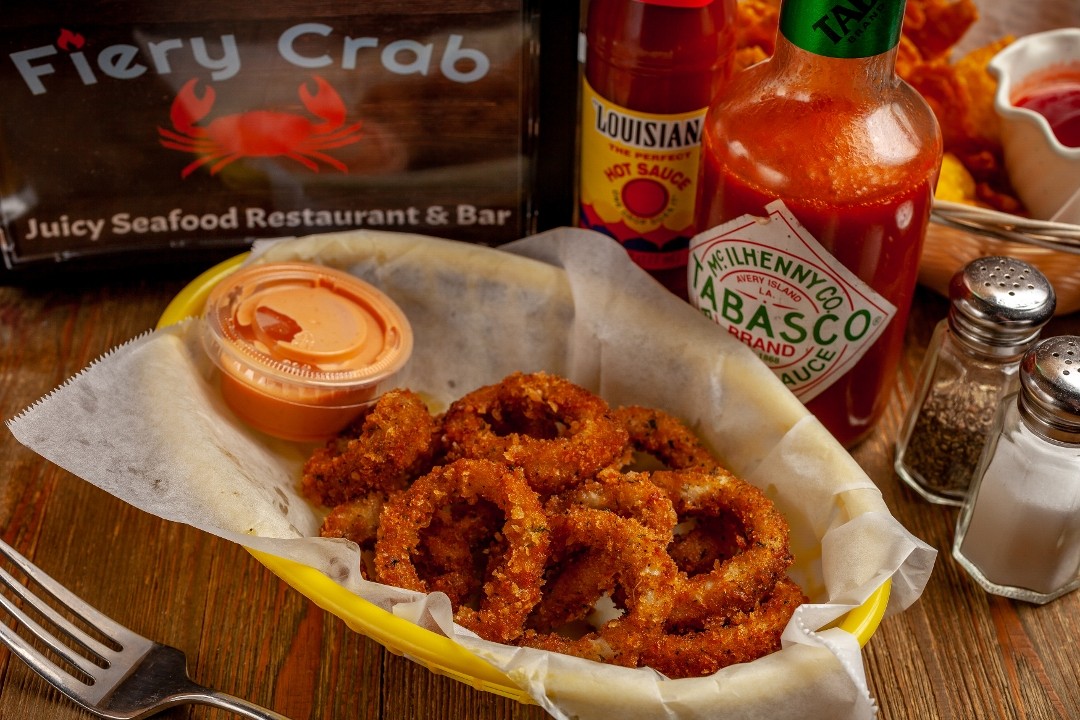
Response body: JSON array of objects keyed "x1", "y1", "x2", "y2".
[{"x1": 7, "y1": 228, "x2": 936, "y2": 720}]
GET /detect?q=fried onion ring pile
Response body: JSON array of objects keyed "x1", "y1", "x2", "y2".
[{"x1": 300, "y1": 371, "x2": 806, "y2": 678}]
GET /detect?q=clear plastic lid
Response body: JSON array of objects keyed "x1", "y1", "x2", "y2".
[{"x1": 200, "y1": 261, "x2": 412, "y2": 440}]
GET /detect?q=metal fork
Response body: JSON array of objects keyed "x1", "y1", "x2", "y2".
[{"x1": 0, "y1": 538, "x2": 292, "y2": 719}]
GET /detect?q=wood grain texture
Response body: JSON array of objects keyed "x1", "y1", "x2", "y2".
[{"x1": 0, "y1": 273, "x2": 1077, "y2": 719}]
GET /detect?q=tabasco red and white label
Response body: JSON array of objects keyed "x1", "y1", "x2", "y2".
[{"x1": 688, "y1": 200, "x2": 896, "y2": 402}]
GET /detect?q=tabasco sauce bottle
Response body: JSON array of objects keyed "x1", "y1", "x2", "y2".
[
  {"x1": 689, "y1": 0, "x2": 943, "y2": 447},
  {"x1": 578, "y1": 0, "x2": 737, "y2": 300}
]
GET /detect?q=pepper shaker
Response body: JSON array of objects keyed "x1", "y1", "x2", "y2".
[
  {"x1": 953, "y1": 335, "x2": 1080, "y2": 604},
  {"x1": 894, "y1": 257, "x2": 1055, "y2": 505}
]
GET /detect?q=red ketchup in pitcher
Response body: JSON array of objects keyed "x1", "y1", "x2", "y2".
[{"x1": 1013, "y1": 70, "x2": 1080, "y2": 148}]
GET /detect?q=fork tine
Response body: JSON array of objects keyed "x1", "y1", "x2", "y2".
[
  {"x1": 0, "y1": 539, "x2": 135, "y2": 644},
  {"x1": 0, "y1": 540, "x2": 291, "y2": 720},
  {"x1": 0, "y1": 610, "x2": 93, "y2": 694},
  {"x1": 0, "y1": 564, "x2": 116, "y2": 678}
]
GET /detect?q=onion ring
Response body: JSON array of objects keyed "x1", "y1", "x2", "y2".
[
  {"x1": 640, "y1": 578, "x2": 806, "y2": 678},
  {"x1": 613, "y1": 405, "x2": 719, "y2": 471},
  {"x1": 318, "y1": 490, "x2": 397, "y2": 550},
  {"x1": 544, "y1": 468, "x2": 677, "y2": 538},
  {"x1": 668, "y1": 514, "x2": 750, "y2": 576},
  {"x1": 301, "y1": 388, "x2": 437, "y2": 507},
  {"x1": 650, "y1": 468, "x2": 793, "y2": 626},
  {"x1": 517, "y1": 507, "x2": 679, "y2": 667},
  {"x1": 529, "y1": 469, "x2": 678, "y2": 632},
  {"x1": 414, "y1": 500, "x2": 503, "y2": 608},
  {"x1": 525, "y1": 546, "x2": 613, "y2": 634},
  {"x1": 441, "y1": 372, "x2": 628, "y2": 496},
  {"x1": 373, "y1": 458, "x2": 549, "y2": 643}
]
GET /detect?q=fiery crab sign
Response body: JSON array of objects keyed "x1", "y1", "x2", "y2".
[{"x1": 0, "y1": 2, "x2": 572, "y2": 274}]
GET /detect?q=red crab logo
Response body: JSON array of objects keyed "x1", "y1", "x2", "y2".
[{"x1": 158, "y1": 75, "x2": 363, "y2": 178}]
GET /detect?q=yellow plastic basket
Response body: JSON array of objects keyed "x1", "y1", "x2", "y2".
[{"x1": 158, "y1": 253, "x2": 892, "y2": 705}]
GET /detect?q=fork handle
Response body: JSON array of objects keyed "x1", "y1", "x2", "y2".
[{"x1": 193, "y1": 690, "x2": 294, "y2": 720}]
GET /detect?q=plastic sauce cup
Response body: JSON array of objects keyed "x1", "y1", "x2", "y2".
[{"x1": 200, "y1": 261, "x2": 413, "y2": 441}]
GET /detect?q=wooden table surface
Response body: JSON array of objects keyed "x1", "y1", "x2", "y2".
[{"x1": 0, "y1": 261, "x2": 1078, "y2": 720}]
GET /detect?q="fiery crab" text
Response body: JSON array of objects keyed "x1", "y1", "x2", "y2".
[{"x1": 10, "y1": 24, "x2": 492, "y2": 95}]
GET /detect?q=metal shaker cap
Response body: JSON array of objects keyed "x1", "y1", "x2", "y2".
[
  {"x1": 948, "y1": 256, "x2": 1056, "y2": 354},
  {"x1": 1019, "y1": 335, "x2": 1080, "y2": 443}
]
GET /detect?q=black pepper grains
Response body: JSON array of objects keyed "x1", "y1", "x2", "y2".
[{"x1": 894, "y1": 257, "x2": 1055, "y2": 505}]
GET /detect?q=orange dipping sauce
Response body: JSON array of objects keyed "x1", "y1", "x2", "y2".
[
  {"x1": 1013, "y1": 68, "x2": 1080, "y2": 148},
  {"x1": 201, "y1": 262, "x2": 412, "y2": 441}
]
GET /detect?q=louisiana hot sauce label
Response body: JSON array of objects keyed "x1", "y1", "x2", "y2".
[
  {"x1": 578, "y1": 77, "x2": 706, "y2": 272},
  {"x1": 689, "y1": 200, "x2": 897, "y2": 402}
]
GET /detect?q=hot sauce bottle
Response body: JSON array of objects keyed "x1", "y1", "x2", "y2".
[
  {"x1": 579, "y1": 0, "x2": 737, "y2": 299},
  {"x1": 690, "y1": 0, "x2": 942, "y2": 447}
]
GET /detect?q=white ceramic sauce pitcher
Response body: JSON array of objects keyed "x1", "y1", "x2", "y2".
[{"x1": 988, "y1": 27, "x2": 1080, "y2": 224}]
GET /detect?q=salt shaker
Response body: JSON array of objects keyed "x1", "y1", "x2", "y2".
[
  {"x1": 953, "y1": 335, "x2": 1080, "y2": 604},
  {"x1": 894, "y1": 257, "x2": 1055, "y2": 505}
]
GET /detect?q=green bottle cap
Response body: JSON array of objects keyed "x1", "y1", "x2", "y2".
[{"x1": 779, "y1": 0, "x2": 904, "y2": 59}]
